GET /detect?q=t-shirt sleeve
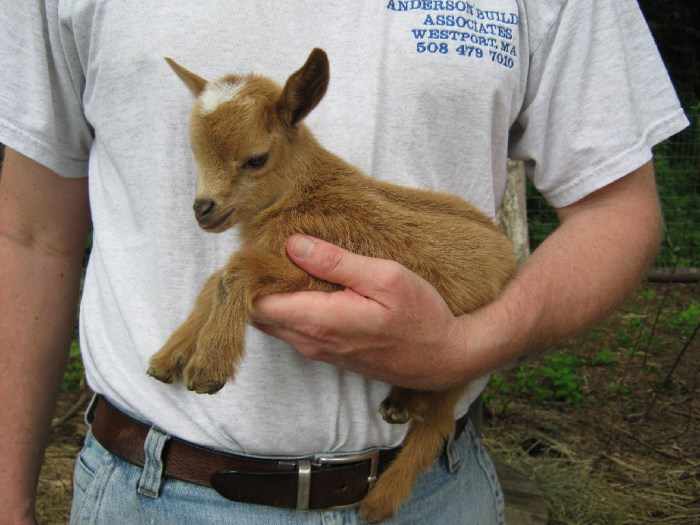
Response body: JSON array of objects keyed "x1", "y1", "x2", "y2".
[
  {"x1": 508, "y1": 0, "x2": 689, "y2": 208},
  {"x1": 0, "y1": 1, "x2": 92, "y2": 178}
]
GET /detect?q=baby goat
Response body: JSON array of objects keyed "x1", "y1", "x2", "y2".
[{"x1": 148, "y1": 48, "x2": 516, "y2": 522}]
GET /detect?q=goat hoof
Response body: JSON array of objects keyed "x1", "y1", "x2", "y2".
[
  {"x1": 184, "y1": 363, "x2": 228, "y2": 394},
  {"x1": 146, "y1": 366, "x2": 174, "y2": 384},
  {"x1": 379, "y1": 399, "x2": 412, "y2": 425},
  {"x1": 186, "y1": 378, "x2": 226, "y2": 395}
]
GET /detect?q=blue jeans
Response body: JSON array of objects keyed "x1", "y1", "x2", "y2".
[{"x1": 70, "y1": 420, "x2": 505, "y2": 524}]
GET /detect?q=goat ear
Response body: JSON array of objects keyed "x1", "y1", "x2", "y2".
[
  {"x1": 278, "y1": 48, "x2": 330, "y2": 127},
  {"x1": 165, "y1": 57, "x2": 208, "y2": 97}
]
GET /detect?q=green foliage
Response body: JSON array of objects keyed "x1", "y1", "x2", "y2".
[
  {"x1": 591, "y1": 347, "x2": 618, "y2": 367},
  {"x1": 529, "y1": 353, "x2": 584, "y2": 407},
  {"x1": 485, "y1": 373, "x2": 515, "y2": 415},
  {"x1": 612, "y1": 314, "x2": 647, "y2": 356},
  {"x1": 486, "y1": 289, "x2": 700, "y2": 415},
  {"x1": 486, "y1": 352, "x2": 584, "y2": 413},
  {"x1": 62, "y1": 338, "x2": 84, "y2": 391},
  {"x1": 667, "y1": 300, "x2": 700, "y2": 334}
]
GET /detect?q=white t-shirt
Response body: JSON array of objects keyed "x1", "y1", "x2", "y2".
[{"x1": 0, "y1": 0, "x2": 687, "y2": 456}]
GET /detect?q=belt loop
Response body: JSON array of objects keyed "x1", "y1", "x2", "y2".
[
  {"x1": 85, "y1": 393, "x2": 99, "y2": 426},
  {"x1": 445, "y1": 424, "x2": 466, "y2": 474},
  {"x1": 137, "y1": 426, "x2": 171, "y2": 498},
  {"x1": 296, "y1": 460, "x2": 312, "y2": 511}
]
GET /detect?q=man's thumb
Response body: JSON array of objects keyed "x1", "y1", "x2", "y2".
[{"x1": 286, "y1": 234, "x2": 375, "y2": 291}]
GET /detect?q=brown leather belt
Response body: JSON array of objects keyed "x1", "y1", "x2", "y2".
[{"x1": 90, "y1": 395, "x2": 469, "y2": 510}]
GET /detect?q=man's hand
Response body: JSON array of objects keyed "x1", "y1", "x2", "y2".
[{"x1": 253, "y1": 235, "x2": 471, "y2": 390}]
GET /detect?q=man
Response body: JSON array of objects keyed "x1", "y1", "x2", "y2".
[{"x1": 0, "y1": 1, "x2": 688, "y2": 524}]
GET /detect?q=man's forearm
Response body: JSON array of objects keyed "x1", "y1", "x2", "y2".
[
  {"x1": 0, "y1": 237, "x2": 85, "y2": 521},
  {"x1": 0, "y1": 149, "x2": 91, "y2": 523},
  {"x1": 457, "y1": 162, "x2": 662, "y2": 377}
]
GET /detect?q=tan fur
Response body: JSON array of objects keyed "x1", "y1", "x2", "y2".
[{"x1": 149, "y1": 49, "x2": 516, "y2": 522}]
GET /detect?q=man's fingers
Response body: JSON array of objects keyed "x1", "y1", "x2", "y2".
[{"x1": 253, "y1": 287, "x2": 383, "y2": 335}]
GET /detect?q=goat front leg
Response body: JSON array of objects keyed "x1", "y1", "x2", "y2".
[
  {"x1": 148, "y1": 271, "x2": 223, "y2": 384},
  {"x1": 183, "y1": 268, "x2": 249, "y2": 394},
  {"x1": 183, "y1": 249, "x2": 320, "y2": 394}
]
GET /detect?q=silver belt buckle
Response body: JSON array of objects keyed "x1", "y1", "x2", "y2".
[{"x1": 295, "y1": 449, "x2": 380, "y2": 511}]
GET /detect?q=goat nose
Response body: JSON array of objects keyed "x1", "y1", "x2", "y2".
[{"x1": 193, "y1": 199, "x2": 215, "y2": 220}]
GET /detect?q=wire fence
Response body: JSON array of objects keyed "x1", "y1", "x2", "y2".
[{"x1": 526, "y1": 111, "x2": 700, "y2": 271}]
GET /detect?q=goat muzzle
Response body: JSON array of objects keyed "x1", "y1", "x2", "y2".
[{"x1": 193, "y1": 199, "x2": 215, "y2": 221}]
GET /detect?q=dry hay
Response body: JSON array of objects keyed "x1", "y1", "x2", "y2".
[
  {"x1": 37, "y1": 390, "x2": 89, "y2": 525},
  {"x1": 484, "y1": 420, "x2": 700, "y2": 525},
  {"x1": 37, "y1": 444, "x2": 80, "y2": 525}
]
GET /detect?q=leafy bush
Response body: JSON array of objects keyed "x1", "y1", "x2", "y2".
[{"x1": 486, "y1": 352, "x2": 584, "y2": 414}]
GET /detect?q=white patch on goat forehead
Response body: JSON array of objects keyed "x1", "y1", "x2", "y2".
[{"x1": 199, "y1": 79, "x2": 246, "y2": 115}]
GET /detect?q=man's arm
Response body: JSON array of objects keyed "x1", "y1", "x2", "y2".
[
  {"x1": 252, "y1": 161, "x2": 662, "y2": 389},
  {"x1": 454, "y1": 160, "x2": 662, "y2": 375},
  {"x1": 0, "y1": 148, "x2": 91, "y2": 524}
]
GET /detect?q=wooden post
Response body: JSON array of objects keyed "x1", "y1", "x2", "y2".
[{"x1": 498, "y1": 159, "x2": 530, "y2": 263}]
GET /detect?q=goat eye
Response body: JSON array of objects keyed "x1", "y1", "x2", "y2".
[{"x1": 244, "y1": 153, "x2": 269, "y2": 169}]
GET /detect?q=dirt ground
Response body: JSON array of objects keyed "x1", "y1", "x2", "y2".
[
  {"x1": 37, "y1": 282, "x2": 699, "y2": 524},
  {"x1": 483, "y1": 281, "x2": 700, "y2": 524}
]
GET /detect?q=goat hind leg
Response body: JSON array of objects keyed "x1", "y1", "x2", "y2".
[
  {"x1": 379, "y1": 387, "x2": 430, "y2": 425},
  {"x1": 361, "y1": 389, "x2": 462, "y2": 522}
]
